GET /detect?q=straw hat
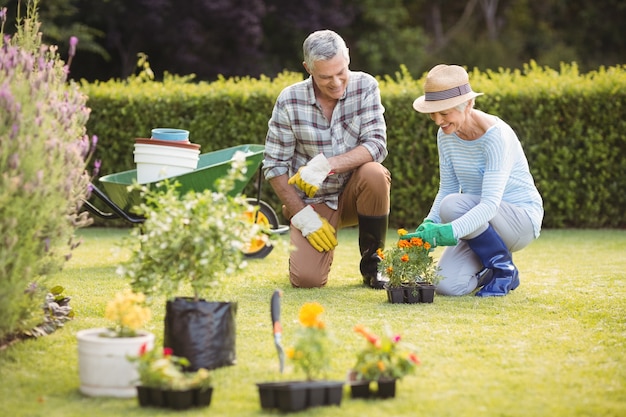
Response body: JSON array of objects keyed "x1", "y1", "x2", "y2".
[{"x1": 412, "y1": 64, "x2": 483, "y2": 113}]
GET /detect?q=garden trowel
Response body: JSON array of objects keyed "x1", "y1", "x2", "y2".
[{"x1": 271, "y1": 289, "x2": 285, "y2": 373}]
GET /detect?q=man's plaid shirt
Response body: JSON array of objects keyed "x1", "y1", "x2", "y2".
[{"x1": 263, "y1": 71, "x2": 387, "y2": 210}]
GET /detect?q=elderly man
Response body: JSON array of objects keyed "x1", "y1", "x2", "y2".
[{"x1": 263, "y1": 30, "x2": 391, "y2": 289}]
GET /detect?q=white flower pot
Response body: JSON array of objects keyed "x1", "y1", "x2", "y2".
[
  {"x1": 133, "y1": 138, "x2": 200, "y2": 184},
  {"x1": 77, "y1": 328, "x2": 155, "y2": 397}
]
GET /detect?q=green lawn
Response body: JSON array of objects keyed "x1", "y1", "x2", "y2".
[{"x1": 1, "y1": 227, "x2": 625, "y2": 417}]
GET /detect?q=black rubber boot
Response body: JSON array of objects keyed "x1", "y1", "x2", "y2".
[
  {"x1": 358, "y1": 214, "x2": 388, "y2": 289},
  {"x1": 466, "y1": 225, "x2": 520, "y2": 297}
]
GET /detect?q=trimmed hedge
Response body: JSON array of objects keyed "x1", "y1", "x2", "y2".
[{"x1": 82, "y1": 62, "x2": 626, "y2": 229}]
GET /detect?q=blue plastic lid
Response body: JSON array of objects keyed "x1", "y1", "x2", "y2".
[{"x1": 151, "y1": 128, "x2": 189, "y2": 141}]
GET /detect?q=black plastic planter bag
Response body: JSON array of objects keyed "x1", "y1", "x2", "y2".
[{"x1": 164, "y1": 297, "x2": 237, "y2": 371}]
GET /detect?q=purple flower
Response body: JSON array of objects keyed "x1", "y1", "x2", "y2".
[
  {"x1": 92, "y1": 159, "x2": 102, "y2": 178},
  {"x1": 68, "y1": 36, "x2": 78, "y2": 57}
]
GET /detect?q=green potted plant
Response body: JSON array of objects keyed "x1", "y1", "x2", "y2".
[
  {"x1": 349, "y1": 324, "x2": 421, "y2": 399},
  {"x1": 76, "y1": 289, "x2": 154, "y2": 398},
  {"x1": 130, "y1": 344, "x2": 213, "y2": 409},
  {"x1": 119, "y1": 152, "x2": 275, "y2": 370},
  {"x1": 257, "y1": 302, "x2": 343, "y2": 412},
  {"x1": 377, "y1": 228, "x2": 441, "y2": 303}
]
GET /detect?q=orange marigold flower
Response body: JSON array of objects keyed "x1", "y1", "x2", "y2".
[
  {"x1": 401, "y1": 254, "x2": 409, "y2": 262},
  {"x1": 397, "y1": 239, "x2": 411, "y2": 248},
  {"x1": 299, "y1": 302, "x2": 324, "y2": 328},
  {"x1": 376, "y1": 248, "x2": 385, "y2": 259},
  {"x1": 424, "y1": 242, "x2": 431, "y2": 251},
  {"x1": 386, "y1": 266, "x2": 394, "y2": 275},
  {"x1": 377, "y1": 361, "x2": 386, "y2": 371},
  {"x1": 410, "y1": 237, "x2": 423, "y2": 246}
]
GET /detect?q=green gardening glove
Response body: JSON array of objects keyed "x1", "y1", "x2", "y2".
[
  {"x1": 418, "y1": 222, "x2": 457, "y2": 247},
  {"x1": 416, "y1": 219, "x2": 434, "y2": 233},
  {"x1": 401, "y1": 219, "x2": 433, "y2": 240}
]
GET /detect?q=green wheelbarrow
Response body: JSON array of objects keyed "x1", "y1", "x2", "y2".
[{"x1": 83, "y1": 144, "x2": 288, "y2": 259}]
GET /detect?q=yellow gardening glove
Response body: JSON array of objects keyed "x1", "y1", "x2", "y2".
[
  {"x1": 288, "y1": 153, "x2": 332, "y2": 197},
  {"x1": 290, "y1": 205, "x2": 338, "y2": 252}
]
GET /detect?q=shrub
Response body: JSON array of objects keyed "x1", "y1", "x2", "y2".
[{"x1": 0, "y1": 1, "x2": 94, "y2": 340}]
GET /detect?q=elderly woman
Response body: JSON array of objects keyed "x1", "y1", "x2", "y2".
[{"x1": 404, "y1": 64, "x2": 543, "y2": 297}]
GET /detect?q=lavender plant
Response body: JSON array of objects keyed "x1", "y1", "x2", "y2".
[{"x1": 0, "y1": 1, "x2": 95, "y2": 340}]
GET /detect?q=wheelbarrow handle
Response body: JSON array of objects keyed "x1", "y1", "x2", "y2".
[{"x1": 83, "y1": 183, "x2": 145, "y2": 224}]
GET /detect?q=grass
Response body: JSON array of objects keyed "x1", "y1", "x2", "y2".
[{"x1": 1, "y1": 227, "x2": 625, "y2": 417}]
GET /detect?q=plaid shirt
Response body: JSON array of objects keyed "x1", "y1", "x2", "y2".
[{"x1": 263, "y1": 71, "x2": 387, "y2": 209}]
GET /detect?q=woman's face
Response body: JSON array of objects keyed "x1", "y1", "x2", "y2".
[
  {"x1": 429, "y1": 107, "x2": 467, "y2": 135},
  {"x1": 305, "y1": 54, "x2": 349, "y2": 101}
]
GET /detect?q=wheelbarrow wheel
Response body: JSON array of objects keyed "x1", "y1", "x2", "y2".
[{"x1": 244, "y1": 198, "x2": 279, "y2": 259}]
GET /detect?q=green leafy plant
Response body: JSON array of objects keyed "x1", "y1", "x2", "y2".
[
  {"x1": 120, "y1": 151, "x2": 275, "y2": 302},
  {"x1": 103, "y1": 289, "x2": 151, "y2": 338},
  {"x1": 286, "y1": 302, "x2": 331, "y2": 381},
  {"x1": 21, "y1": 285, "x2": 74, "y2": 339},
  {"x1": 130, "y1": 344, "x2": 211, "y2": 391},
  {"x1": 377, "y1": 228, "x2": 441, "y2": 287},
  {"x1": 351, "y1": 324, "x2": 421, "y2": 382}
]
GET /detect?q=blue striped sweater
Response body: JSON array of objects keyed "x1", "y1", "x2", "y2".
[{"x1": 426, "y1": 118, "x2": 544, "y2": 238}]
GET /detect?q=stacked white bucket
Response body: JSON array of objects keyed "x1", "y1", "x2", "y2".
[{"x1": 134, "y1": 128, "x2": 201, "y2": 184}]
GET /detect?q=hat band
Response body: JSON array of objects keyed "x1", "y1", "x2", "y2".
[{"x1": 425, "y1": 83, "x2": 472, "y2": 101}]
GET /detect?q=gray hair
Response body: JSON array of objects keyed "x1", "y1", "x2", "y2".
[
  {"x1": 303, "y1": 30, "x2": 350, "y2": 71},
  {"x1": 455, "y1": 98, "x2": 474, "y2": 112}
]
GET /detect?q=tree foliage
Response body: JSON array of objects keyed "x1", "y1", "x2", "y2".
[{"x1": 1, "y1": 0, "x2": 622, "y2": 81}]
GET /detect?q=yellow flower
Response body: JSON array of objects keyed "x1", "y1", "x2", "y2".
[
  {"x1": 397, "y1": 228, "x2": 408, "y2": 236},
  {"x1": 298, "y1": 302, "x2": 324, "y2": 328},
  {"x1": 104, "y1": 289, "x2": 151, "y2": 337},
  {"x1": 290, "y1": 302, "x2": 330, "y2": 380}
]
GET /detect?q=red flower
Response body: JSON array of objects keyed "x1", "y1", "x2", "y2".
[
  {"x1": 409, "y1": 352, "x2": 421, "y2": 365},
  {"x1": 163, "y1": 347, "x2": 173, "y2": 357}
]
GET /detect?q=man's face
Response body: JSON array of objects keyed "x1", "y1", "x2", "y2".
[{"x1": 305, "y1": 54, "x2": 349, "y2": 101}]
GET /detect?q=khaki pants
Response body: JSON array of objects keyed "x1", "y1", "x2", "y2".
[{"x1": 286, "y1": 162, "x2": 390, "y2": 288}]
